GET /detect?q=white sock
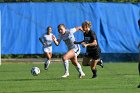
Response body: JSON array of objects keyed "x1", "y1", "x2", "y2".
[
  {"x1": 63, "y1": 60, "x2": 69, "y2": 74},
  {"x1": 45, "y1": 58, "x2": 48, "y2": 63},
  {"x1": 45, "y1": 58, "x2": 50, "y2": 69},
  {"x1": 76, "y1": 63, "x2": 84, "y2": 75}
]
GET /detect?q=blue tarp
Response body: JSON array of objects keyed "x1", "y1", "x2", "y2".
[{"x1": 1, "y1": 2, "x2": 140, "y2": 54}]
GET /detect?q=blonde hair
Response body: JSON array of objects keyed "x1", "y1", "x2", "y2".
[{"x1": 82, "y1": 21, "x2": 92, "y2": 28}]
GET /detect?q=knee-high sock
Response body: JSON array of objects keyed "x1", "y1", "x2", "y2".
[
  {"x1": 92, "y1": 69, "x2": 97, "y2": 76},
  {"x1": 75, "y1": 63, "x2": 84, "y2": 74},
  {"x1": 45, "y1": 58, "x2": 50, "y2": 69},
  {"x1": 63, "y1": 60, "x2": 69, "y2": 74}
]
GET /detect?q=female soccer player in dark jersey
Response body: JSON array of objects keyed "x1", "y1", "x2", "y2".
[
  {"x1": 137, "y1": 19, "x2": 140, "y2": 88},
  {"x1": 75, "y1": 21, "x2": 103, "y2": 78}
]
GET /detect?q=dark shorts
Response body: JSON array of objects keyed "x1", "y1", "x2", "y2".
[{"x1": 85, "y1": 48, "x2": 101, "y2": 60}]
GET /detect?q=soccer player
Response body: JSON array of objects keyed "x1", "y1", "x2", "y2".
[
  {"x1": 74, "y1": 21, "x2": 103, "y2": 78},
  {"x1": 138, "y1": 19, "x2": 140, "y2": 88},
  {"x1": 39, "y1": 26, "x2": 55, "y2": 70},
  {"x1": 138, "y1": 43, "x2": 140, "y2": 88},
  {"x1": 52, "y1": 24, "x2": 85, "y2": 78}
]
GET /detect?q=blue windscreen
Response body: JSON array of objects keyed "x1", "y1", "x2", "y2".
[{"x1": 1, "y1": 2, "x2": 140, "y2": 54}]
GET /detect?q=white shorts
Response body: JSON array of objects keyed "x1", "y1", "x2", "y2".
[
  {"x1": 72, "y1": 46, "x2": 80, "y2": 56},
  {"x1": 43, "y1": 46, "x2": 52, "y2": 53}
]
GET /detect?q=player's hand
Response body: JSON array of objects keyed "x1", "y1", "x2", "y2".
[
  {"x1": 43, "y1": 42, "x2": 47, "y2": 46},
  {"x1": 81, "y1": 42, "x2": 87, "y2": 48},
  {"x1": 52, "y1": 35, "x2": 56, "y2": 41},
  {"x1": 79, "y1": 27, "x2": 83, "y2": 31}
]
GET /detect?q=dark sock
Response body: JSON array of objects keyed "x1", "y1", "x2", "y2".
[
  {"x1": 92, "y1": 69, "x2": 97, "y2": 77},
  {"x1": 138, "y1": 84, "x2": 140, "y2": 88}
]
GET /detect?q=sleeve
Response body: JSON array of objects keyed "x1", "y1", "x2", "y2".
[
  {"x1": 91, "y1": 31, "x2": 97, "y2": 41},
  {"x1": 69, "y1": 28, "x2": 77, "y2": 34}
]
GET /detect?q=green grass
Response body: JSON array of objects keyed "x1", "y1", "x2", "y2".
[{"x1": 0, "y1": 62, "x2": 140, "y2": 93}]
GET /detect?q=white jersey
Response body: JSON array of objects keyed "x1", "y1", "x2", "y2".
[
  {"x1": 40, "y1": 33, "x2": 54, "y2": 47},
  {"x1": 40, "y1": 33, "x2": 55, "y2": 53},
  {"x1": 58, "y1": 28, "x2": 80, "y2": 51}
]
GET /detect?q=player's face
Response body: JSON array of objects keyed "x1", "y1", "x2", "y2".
[
  {"x1": 48, "y1": 28, "x2": 52, "y2": 33},
  {"x1": 82, "y1": 25, "x2": 88, "y2": 32},
  {"x1": 58, "y1": 26, "x2": 66, "y2": 34}
]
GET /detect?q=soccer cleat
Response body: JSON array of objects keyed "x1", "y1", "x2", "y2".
[
  {"x1": 137, "y1": 84, "x2": 140, "y2": 88},
  {"x1": 92, "y1": 74, "x2": 97, "y2": 78},
  {"x1": 79, "y1": 73, "x2": 85, "y2": 79},
  {"x1": 61, "y1": 73, "x2": 69, "y2": 78},
  {"x1": 97, "y1": 59, "x2": 104, "y2": 68}
]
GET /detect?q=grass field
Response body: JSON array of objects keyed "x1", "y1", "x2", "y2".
[{"x1": 0, "y1": 62, "x2": 140, "y2": 93}]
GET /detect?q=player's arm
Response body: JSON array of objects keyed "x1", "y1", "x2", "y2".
[
  {"x1": 74, "y1": 40, "x2": 84, "y2": 44},
  {"x1": 52, "y1": 35, "x2": 60, "y2": 46},
  {"x1": 75, "y1": 26, "x2": 83, "y2": 32},
  {"x1": 82, "y1": 31, "x2": 97, "y2": 47},
  {"x1": 82, "y1": 40, "x2": 97, "y2": 47},
  {"x1": 39, "y1": 37, "x2": 46, "y2": 46},
  {"x1": 70, "y1": 26, "x2": 83, "y2": 34}
]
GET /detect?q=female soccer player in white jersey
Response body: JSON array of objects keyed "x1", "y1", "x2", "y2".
[
  {"x1": 52, "y1": 24, "x2": 85, "y2": 78},
  {"x1": 39, "y1": 26, "x2": 55, "y2": 70}
]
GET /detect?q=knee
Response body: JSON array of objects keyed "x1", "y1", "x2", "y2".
[
  {"x1": 62, "y1": 55, "x2": 67, "y2": 61},
  {"x1": 48, "y1": 56, "x2": 51, "y2": 60},
  {"x1": 46, "y1": 56, "x2": 51, "y2": 60}
]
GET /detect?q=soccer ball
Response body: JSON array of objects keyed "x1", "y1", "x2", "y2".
[{"x1": 31, "y1": 67, "x2": 40, "y2": 76}]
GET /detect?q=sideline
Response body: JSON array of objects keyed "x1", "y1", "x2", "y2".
[{"x1": 1, "y1": 58, "x2": 83, "y2": 63}]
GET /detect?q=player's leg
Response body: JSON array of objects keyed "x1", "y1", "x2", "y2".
[
  {"x1": 96, "y1": 49, "x2": 104, "y2": 68},
  {"x1": 90, "y1": 48, "x2": 101, "y2": 78},
  {"x1": 70, "y1": 56, "x2": 85, "y2": 78},
  {"x1": 138, "y1": 62, "x2": 140, "y2": 88},
  {"x1": 82, "y1": 56, "x2": 91, "y2": 66},
  {"x1": 61, "y1": 50, "x2": 75, "y2": 78},
  {"x1": 137, "y1": 45, "x2": 140, "y2": 88},
  {"x1": 44, "y1": 52, "x2": 52, "y2": 70},
  {"x1": 44, "y1": 47, "x2": 52, "y2": 70},
  {"x1": 90, "y1": 59, "x2": 99, "y2": 78},
  {"x1": 97, "y1": 59, "x2": 104, "y2": 68},
  {"x1": 138, "y1": 63, "x2": 140, "y2": 88}
]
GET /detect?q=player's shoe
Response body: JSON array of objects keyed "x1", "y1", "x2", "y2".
[
  {"x1": 92, "y1": 74, "x2": 97, "y2": 78},
  {"x1": 97, "y1": 59, "x2": 104, "y2": 68},
  {"x1": 79, "y1": 73, "x2": 85, "y2": 79},
  {"x1": 61, "y1": 73, "x2": 69, "y2": 78},
  {"x1": 137, "y1": 84, "x2": 140, "y2": 88},
  {"x1": 44, "y1": 63, "x2": 48, "y2": 70}
]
